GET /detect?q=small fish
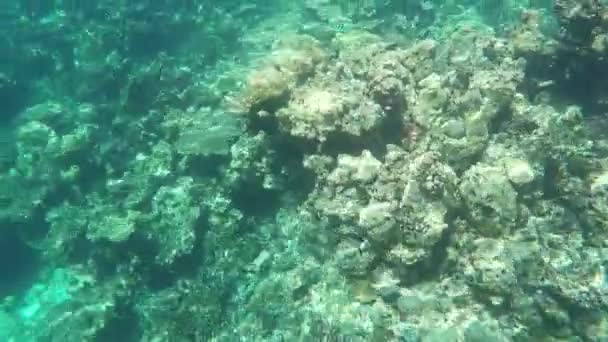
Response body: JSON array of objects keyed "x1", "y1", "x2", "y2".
[{"x1": 334, "y1": 23, "x2": 347, "y2": 33}]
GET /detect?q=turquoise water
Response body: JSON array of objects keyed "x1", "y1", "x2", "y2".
[{"x1": 1, "y1": 1, "x2": 608, "y2": 341}]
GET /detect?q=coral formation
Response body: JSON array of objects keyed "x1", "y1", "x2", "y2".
[{"x1": 0, "y1": 1, "x2": 607, "y2": 341}]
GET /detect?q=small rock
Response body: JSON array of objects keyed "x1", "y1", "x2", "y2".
[{"x1": 505, "y1": 158, "x2": 535, "y2": 185}]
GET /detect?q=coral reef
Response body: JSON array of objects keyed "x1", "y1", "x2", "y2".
[{"x1": 0, "y1": 1, "x2": 607, "y2": 341}]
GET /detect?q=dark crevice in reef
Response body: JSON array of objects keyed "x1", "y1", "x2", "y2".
[
  {"x1": 273, "y1": 136, "x2": 318, "y2": 197},
  {"x1": 323, "y1": 131, "x2": 372, "y2": 157},
  {"x1": 0, "y1": 77, "x2": 30, "y2": 123},
  {"x1": 248, "y1": 92, "x2": 291, "y2": 127},
  {"x1": 379, "y1": 111, "x2": 407, "y2": 150},
  {"x1": 186, "y1": 154, "x2": 227, "y2": 179},
  {"x1": 521, "y1": 0, "x2": 608, "y2": 115},
  {"x1": 94, "y1": 300, "x2": 141, "y2": 342},
  {"x1": 322, "y1": 127, "x2": 402, "y2": 160},
  {"x1": 231, "y1": 181, "x2": 282, "y2": 218},
  {"x1": 248, "y1": 101, "x2": 406, "y2": 162},
  {"x1": 425, "y1": 212, "x2": 459, "y2": 278},
  {"x1": 535, "y1": 49, "x2": 608, "y2": 115},
  {"x1": 167, "y1": 217, "x2": 208, "y2": 279},
  {"x1": 399, "y1": 210, "x2": 460, "y2": 287},
  {"x1": 126, "y1": 216, "x2": 208, "y2": 292},
  {"x1": 0, "y1": 224, "x2": 41, "y2": 298},
  {"x1": 542, "y1": 157, "x2": 562, "y2": 200},
  {"x1": 322, "y1": 112, "x2": 405, "y2": 160},
  {"x1": 488, "y1": 106, "x2": 514, "y2": 135}
]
